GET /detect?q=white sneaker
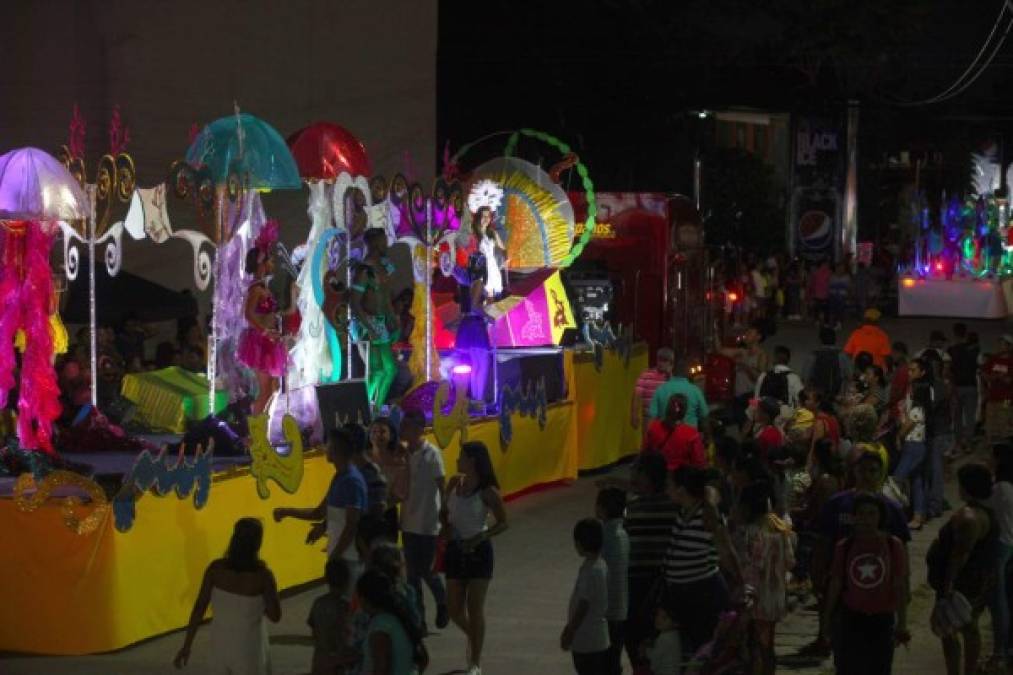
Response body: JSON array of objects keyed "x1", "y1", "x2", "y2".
[{"x1": 467, "y1": 666, "x2": 482, "y2": 675}]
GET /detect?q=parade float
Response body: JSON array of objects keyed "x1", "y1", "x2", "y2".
[
  {"x1": 899, "y1": 188, "x2": 1013, "y2": 318},
  {"x1": 0, "y1": 121, "x2": 647, "y2": 654}
]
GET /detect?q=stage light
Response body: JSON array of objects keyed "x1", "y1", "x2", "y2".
[
  {"x1": 728, "y1": 292, "x2": 739, "y2": 302},
  {"x1": 451, "y1": 364, "x2": 472, "y2": 375},
  {"x1": 902, "y1": 277, "x2": 916, "y2": 288},
  {"x1": 935, "y1": 262, "x2": 943, "y2": 272}
]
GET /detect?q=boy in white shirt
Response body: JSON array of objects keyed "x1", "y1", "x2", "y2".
[{"x1": 399, "y1": 409, "x2": 449, "y2": 631}]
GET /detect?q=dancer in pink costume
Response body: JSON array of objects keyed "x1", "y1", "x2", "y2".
[
  {"x1": 237, "y1": 221, "x2": 288, "y2": 415},
  {"x1": 0, "y1": 221, "x2": 61, "y2": 453}
]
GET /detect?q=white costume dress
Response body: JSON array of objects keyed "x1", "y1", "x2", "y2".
[
  {"x1": 479, "y1": 234, "x2": 503, "y2": 297},
  {"x1": 209, "y1": 588, "x2": 272, "y2": 675}
]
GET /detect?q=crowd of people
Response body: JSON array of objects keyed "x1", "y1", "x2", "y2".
[
  {"x1": 721, "y1": 253, "x2": 892, "y2": 331},
  {"x1": 610, "y1": 318, "x2": 1013, "y2": 674},
  {"x1": 175, "y1": 410, "x2": 507, "y2": 675},
  {"x1": 158, "y1": 305, "x2": 1013, "y2": 674}
]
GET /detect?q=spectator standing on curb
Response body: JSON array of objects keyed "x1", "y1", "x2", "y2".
[
  {"x1": 843, "y1": 309, "x2": 891, "y2": 369},
  {"x1": 948, "y1": 323, "x2": 980, "y2": 456},
  {"x1": 632, "y1": 348, "x2": 674, "y2": 435},
  {"x1": 621, "y1": 454, "x2": 680, "y2": 671},
  {"x1": 983, "y1": 335, "x2": 1013, "y2": 445},
  {"x1": 596, "y1": 488, "x2": 630, "y2": 675},
  {"x1": 801, "y1": 327, "x2": 851, "y2": 401},
  {"x1": 719, "y1": 321, "x2": 770, "y2": 428},
  {"x1": 649, "y1": 357, "x2": 709, "y2": 435},
  {"x1": 399, "y1": 409, "x2": 449, "y2": 632}
]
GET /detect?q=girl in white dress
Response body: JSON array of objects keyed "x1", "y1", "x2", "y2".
[{"x1": 174, "y1": 518, "x2": 282, "y2": 674}]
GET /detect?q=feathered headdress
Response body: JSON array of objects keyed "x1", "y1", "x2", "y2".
[
  {"x1": 254, "y1": 219, "x2": 279, "y2": 259},
  {"x1": 467, "y1": 179, "x2": 504, "y2": 214}
]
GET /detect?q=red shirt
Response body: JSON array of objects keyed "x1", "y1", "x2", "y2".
[
  {"x1": 754, "y1": 425, "x2": 785, "y2": 460},
  {"x1": 642, "y1": 420, "x2": 706, "y2": 471},
  {"x1": 984, "y1": 354, "x2": 1013, "y2": 402},
  {"x1": 815, "y1": 412, "x2": 840, "y2": 450},
  {"x1": 831, "y1": 534, "x2": 906, "y2": 614}
]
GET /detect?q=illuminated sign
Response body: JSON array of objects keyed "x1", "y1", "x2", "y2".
[{"x1": 573, "y1": 221, "x2": 616, "y2": 239}]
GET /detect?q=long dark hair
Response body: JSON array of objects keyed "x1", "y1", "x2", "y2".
[
  {"x1": 460, "y1": 440, "x2": 500, "y2": 491},
  {"x1": 471, "y1": 206, "x2": 493, "y2": 239},
  {"x1": 369, "y1": 417, "x2": 400, "y2": 453},
  {"x1": 738, "y1": 481, "x2": 773, "y2": 523},
  {"x1": 671, "y1": 465, "x2": 720, "y2": 500},
  {"x1": 910, "y1": 380, "x2": 933, "y2": 413},
  {"x1": 665, "y1": 393, "x2": 688, "y2": 423},
  {"x1": 356, "y1": 569, "x2": 427, "y2": 667},
  {"x1": 812, "y1": 438, "x2": 844, "y2": 478},
  {"x1": 225, "y1": 518, "x2": 264, "y2": 572}
]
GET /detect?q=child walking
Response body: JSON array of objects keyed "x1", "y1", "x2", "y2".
[
  {"x1": 732, "y1": 482, "x2": 795, "y2": 675},
  {"x1": 562, "y1": 518, "x2": 610, "y2": 675},
  {"x1": 308, "y1": 557, "x2": 357, "y2": 675},
  {"x1": 643, "y1": 604, "x2": 683, "y2": 675}
]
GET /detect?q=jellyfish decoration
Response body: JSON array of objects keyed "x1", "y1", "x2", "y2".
[{"x1": 0, "y1": 220, "x2": 62, "y2": 453}]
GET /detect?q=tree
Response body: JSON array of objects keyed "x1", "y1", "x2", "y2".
[{"x1": 700, "y1": 147, "x2": 786, "y2": 252}]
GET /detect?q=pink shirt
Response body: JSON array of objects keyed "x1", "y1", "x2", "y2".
[{"x1": 635, "y1": 368, "x2": 669, "y2": 418}]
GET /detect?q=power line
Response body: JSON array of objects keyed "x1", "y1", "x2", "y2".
[{"x1": 889, "y1": 0, "x2": 1013, "y2": 106}]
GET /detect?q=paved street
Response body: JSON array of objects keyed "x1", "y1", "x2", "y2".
[{"x1": 2, "y1": 315, "x2": 1010, "y2": 674}]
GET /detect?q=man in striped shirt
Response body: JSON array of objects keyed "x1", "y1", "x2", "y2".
[
  {"x1": 631, "y1": 347, "x2": 674, "y2": 434},
  {"x1": 621, "y1": 453, "x2": 679, "y2": 669}
]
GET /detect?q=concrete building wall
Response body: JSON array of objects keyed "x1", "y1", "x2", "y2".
[{"x1": 0, "y1": 0, "x2": 437, "y2": 302}]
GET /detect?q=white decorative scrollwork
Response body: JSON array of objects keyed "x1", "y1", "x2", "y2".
[
  {"x1": 58, "y1": 221, "x2": 84, "y2": 281},
  {"x1": 170, "y1": 231, "x2": 218, "y2": 291},
  {"x1": 97, "y1": 221, "x2": 124, "y2": 276}
]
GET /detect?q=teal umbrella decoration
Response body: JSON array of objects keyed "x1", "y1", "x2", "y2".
[{"x1": 186, "y1": 112, "x2": 301, "y2": 191}]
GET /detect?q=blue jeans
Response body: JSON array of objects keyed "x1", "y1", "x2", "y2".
[
  {"x1": 990, "y1": 543, "x2": 1013, "y2": 657},
  {"x1": 926, "y1": 433, "x2": 950, "y2": 516},
  {"x1": 893, "y1": 440, "x2": 926, "y2": 517},
  {"x1": 402, "y1": 532, "x2": 447, "y2": 622}
]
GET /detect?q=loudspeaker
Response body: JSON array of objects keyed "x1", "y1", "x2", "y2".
[{"x1": 315, "y1": 380, "x2": 371, "y2": 433}]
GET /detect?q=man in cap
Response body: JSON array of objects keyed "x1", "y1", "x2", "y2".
[{"x1": 842, "y1": 308, "x2": 891, "y2": 369}]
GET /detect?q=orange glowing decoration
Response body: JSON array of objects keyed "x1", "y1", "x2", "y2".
[
  {"x1": 901, "y1": 277, "x2": 916, "y2": 288},
  {"x1": 728, "y1": 291, "x2": 739, "y2": 302}
]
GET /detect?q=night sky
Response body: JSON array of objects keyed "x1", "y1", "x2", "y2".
[{"x1": 438, "y1": 0, "x2": 1012, "y2": 196}]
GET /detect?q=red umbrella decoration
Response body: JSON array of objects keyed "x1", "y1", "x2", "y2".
[{"x1": 286, "y1": 122, "x2": 371, "y2": 180}]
